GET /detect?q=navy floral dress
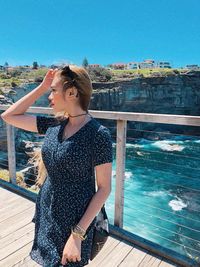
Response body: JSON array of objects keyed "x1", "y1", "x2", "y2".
[{"x1": 29, "y1": 114, "x2": 113, "y2": 267}]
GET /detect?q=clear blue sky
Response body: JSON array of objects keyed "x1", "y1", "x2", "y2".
[{"x1": 0, "y1": 0, "x2": 199, "y2": 68}]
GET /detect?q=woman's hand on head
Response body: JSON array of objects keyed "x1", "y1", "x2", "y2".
[
  {"x1": 61, "y1": 234, "x2": 82, "y2": 265},
  {"x1": 41, "y1": 68, "x2": 57, "y2": 90}
]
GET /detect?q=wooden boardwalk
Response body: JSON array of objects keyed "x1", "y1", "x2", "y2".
[{"x1": 0, "y1": 186, "x2": 178, "y2": 267}]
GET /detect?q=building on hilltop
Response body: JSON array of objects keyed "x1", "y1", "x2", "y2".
[
  {"x1": 127, "y1": 62, "x2": 139, "y2": 69},
  {"x1": 156, "y1": 61, "x2": 171, "y2": 68},
  {"x1": 88, "y1": 64, "x2": 101, "y2": 68},
  {"x1": 107, "y1": 59, "x2": 172, "y2": 70},
  {"x1": 110, "y1": 62, "x2": 127, "y2": 70},
  {"x1": 139, "y1": 59, "x2": 155, "y2": 69},
  {"x1": 185, "y1": 64, "x2": 200, "y2": 70}
]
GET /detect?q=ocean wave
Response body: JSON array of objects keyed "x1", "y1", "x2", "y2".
[
  {"x1": 168, "y1": 198, "x2": 187, "y2": 211},
  {"x1": 152, "y1": 140, "x2": 185, "y2": 152},
  {"x1": 143, "y1": 190, "x2": 167, "y2": 197},
  {"x1": 136, "y1": 151, "x2": 145, "y2": 156},
  {"x1": 125, "y1": 171, "x2": 132, "y2": 179},
  {"x1": 126, "y1": 143, "x2": 143, "y2": 148}
]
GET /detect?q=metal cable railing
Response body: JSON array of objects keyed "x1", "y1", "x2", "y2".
[
  {"x1": 1, "y1": 108, "x2": 200, "y2": 266},
  {"x1": 122, "y1": 162, "x2": 200, "y2": 184},
  {"x1": 124, "y1": 205, "x2": 200, "y2": 236},
  {"x1": 124, "y1": 220, "x2": 200, "y2": 255},
  {"x1": 122, "y1": 195, "x2": 200, "y2": 224}
]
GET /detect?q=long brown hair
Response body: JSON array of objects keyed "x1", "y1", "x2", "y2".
[{"x1": 28, "y1": 65, "x2": 93, "y2": 188}]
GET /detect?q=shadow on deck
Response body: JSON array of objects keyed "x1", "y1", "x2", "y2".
[{"x1": 0, "y1": 186, "x2": 178, "y2": 267}]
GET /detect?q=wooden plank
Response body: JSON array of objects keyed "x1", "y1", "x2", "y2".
[
  {"x1": 0, "y1": 206, "x2": 35, "y2": 238},
  {"x1": 88, "y1": 236, "x2": 122, "y2": 266},
  {"x1": 137, "y1": 253, "x2": 162, "y2": 267},
  {"x1": 12, "y1": 255, "x2": 32, "y2": 267},
  {"x1": 0, "y1": 222, "x2": 34, "y2": 249},
  {"x1": 0, "y1": 241, "x2": 33, "y2": 267},
  {"x1": 16, "y1": 255, "x2": 40, "y2": 267},
  {"x1": 0, "y1": 197, "x2": 34, "y2": 222},
  {"x1": 0, "y1": 187, "x2": 20, "y2": 198},
  {"x1": 0, "y1": 192, "x2": 34, "y2": 211},
  {"x1": 0, "y1": 229, "x2": 34, "y2": 260},
  {"x1": 96, "y1": 239, "x2": 133, "y2": 267},
  {"x1": 118, "y1": 246, "x2": 147, "y2": 267},
  {"x1": 0, "y1": 190, "x2": 20, "y2": 202},
  {"x1": 159, "y1": 260, "x2": 178, "y2": 267},
  {"x1": 115, "y1": 120, "x2": 127, "y2": 228},
  {"x1": 12, "y1": 255, "x2": 30, "y2": 267}
]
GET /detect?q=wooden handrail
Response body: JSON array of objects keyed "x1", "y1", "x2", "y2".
[{"x1": 1, "y1": 104, "x2": 200, "y2": 125}]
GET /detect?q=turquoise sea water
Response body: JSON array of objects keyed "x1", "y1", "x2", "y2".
[{"x1": 106, "y1": 136, "x2": 200, "y2": 263}]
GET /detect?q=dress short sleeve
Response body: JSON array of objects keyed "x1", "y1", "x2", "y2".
[
  {"x1": 93, "y1": 126, "x2": 113, "y2": 167},
  {"x1": 36, "y1": 115, "x2": 60, "y2": 135}
]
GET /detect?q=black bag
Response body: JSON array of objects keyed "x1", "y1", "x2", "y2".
[
  {"x1": 90, "y1": 121, "x2": 110, "y2": 261},
  {"x1": 90, "y1": 204, "x2": 109, "y2": 260}
]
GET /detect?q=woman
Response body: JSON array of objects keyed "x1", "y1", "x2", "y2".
[{"x1": 1, "y1": 65, "x2": 113, "y2": 266}]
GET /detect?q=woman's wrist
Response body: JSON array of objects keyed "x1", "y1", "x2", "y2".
[
  {"x1": 70, "y1": 233, "x2": 82, "y2": 242},
  {"x1": 38, "y1": 82, "x2": 49, "y2": 92},
  {"x1": 71, "y1": 225, "x2": 87, "y2": 240}
]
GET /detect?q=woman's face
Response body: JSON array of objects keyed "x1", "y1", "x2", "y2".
[{"x1": 48, "y1": 72, "x2": 78, "y2": 113}]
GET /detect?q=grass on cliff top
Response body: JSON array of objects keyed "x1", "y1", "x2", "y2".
[
  {"x1": 0, "y1": 68, "x2": 48, "y2": 93},
  {"x1": 20, "y1": 68, "x2": 48, "y2": 81},
  {"x1": 0, "y1": 67, "x2": 198, "y2": 93},
  {"x1": 0, "y1": 77, "x2": 23, "y2": 88},
  {"x1": 111, "y1": 68, "x2": 187, "y2": 78}
]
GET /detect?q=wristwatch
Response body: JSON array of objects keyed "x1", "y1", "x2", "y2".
[{"x1": 71, "y1": 224, "x2": 87, "y2": 240}]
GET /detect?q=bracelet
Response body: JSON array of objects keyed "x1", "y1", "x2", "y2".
[
  {"x1": 71, "y1": 226, "x2": 87, "y2": 240},
  {"x1": 76, "y1": 224, "x2": 86, "y2": 234},
  {"x1": 72, "y1": 224, "x2": 86, "y2": 236}
]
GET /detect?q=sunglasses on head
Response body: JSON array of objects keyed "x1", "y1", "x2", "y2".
[
  {"x1": 61, "y1": 65, "x2": 76, "y2": 81},
  {"x1": 61, "y1": 65, "x2": 79, "y2": 97}
]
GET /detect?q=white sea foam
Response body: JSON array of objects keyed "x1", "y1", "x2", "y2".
[
  {"x1": 136, "y1": 151, "x2": 145, "y2": 156},
  {"x1": 112, "y1": 170, "x2": 116, "y2": 177},
  {"x1": 168, "y1": 198, "x2": 187, "y2": 211},
  {"x1": 126, "y1": 143, "x2": 143, "y2": 148},
  {"x1": 143, "y1": 190, "x2": 167, "y2": 197},
  {"x1": 125, "y1": 171, "x2": 132, "y2": 179},
  {"x1": 194, "y1": 140, "x2": 200, "y2": 143},
  {"x1": 126, "y1": 143, "x2": 136, "y2": 148},
  {"x1": 152, "y1": 140, "x2": 185, "y2": 152}
]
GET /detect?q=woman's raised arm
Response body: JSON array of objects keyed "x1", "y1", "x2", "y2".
[{"x1": 1, "y1": 69, "x2": 56, "y2": 133}]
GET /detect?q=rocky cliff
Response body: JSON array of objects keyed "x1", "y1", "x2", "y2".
[
  {"x1": 1, "y1": 71, "x2": 200, "y2": 153},
  {"x1": 90, "y1": 71, "x2": 200, "y2": 116}
]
